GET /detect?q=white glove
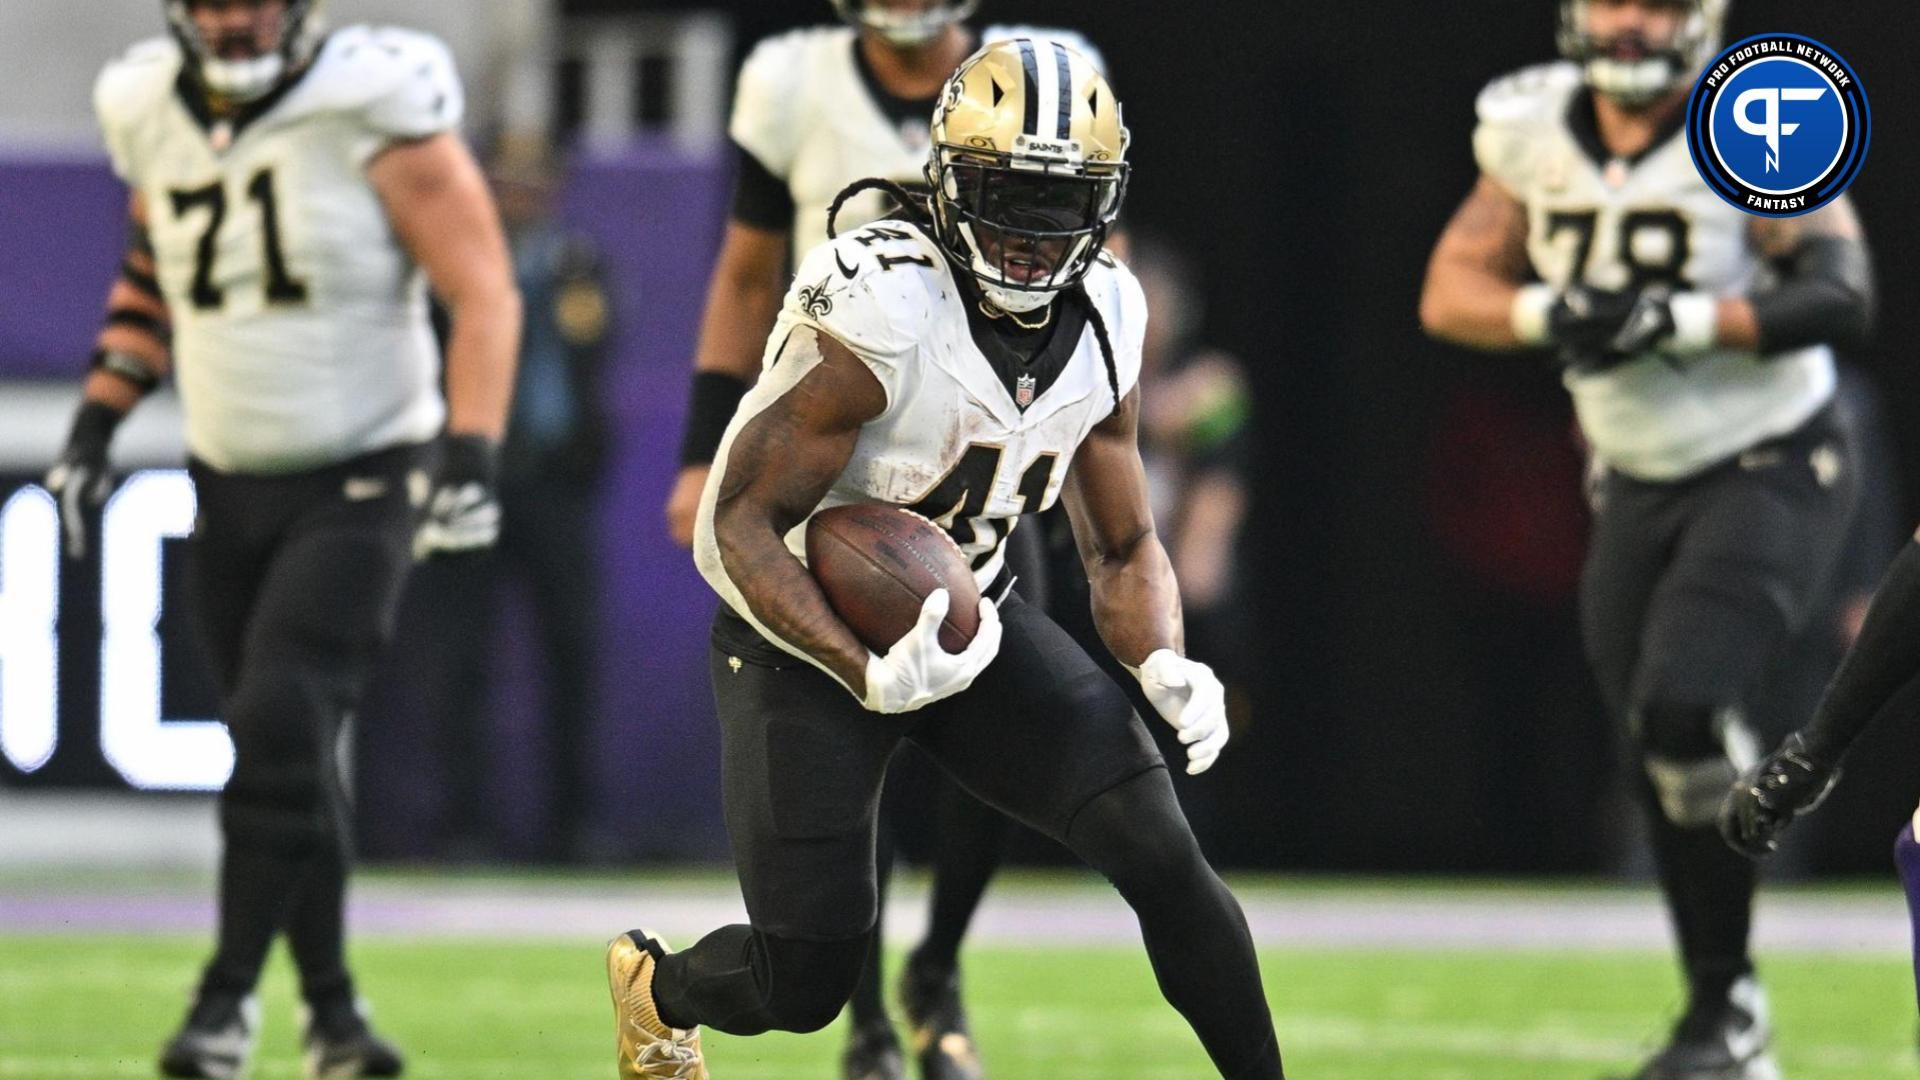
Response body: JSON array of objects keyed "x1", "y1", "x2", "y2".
[
  {"x1": 860, "y1": 589, "x2": 1002, "y2": 714},
  {"x1": 1135, "y1": 649, "x2": 1230, "y2": 775}
]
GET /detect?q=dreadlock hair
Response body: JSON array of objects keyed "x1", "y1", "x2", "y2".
[{"x1": 824, "y1": 176, "x2": 1122, "y2": 412}]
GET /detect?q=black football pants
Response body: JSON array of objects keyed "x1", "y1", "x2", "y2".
[
  {"x1": 189, "y1": 444, "x2": 424, "y2": 1002},
  {"x1": 1580, "y1": 404, "x2": 1858, "y2": 1005},
  {"x1": 651, "y1": 594, "x2": 1283, "y2": 1078}
]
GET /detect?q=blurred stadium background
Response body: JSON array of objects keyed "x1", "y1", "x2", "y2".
[{"x1": 3, "y1": 1, "x2": 1919, "y2": 1077}]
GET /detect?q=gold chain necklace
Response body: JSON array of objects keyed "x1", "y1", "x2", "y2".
[{"x1": 978, "y1": 299, "x2": 1053, "y2": 331}]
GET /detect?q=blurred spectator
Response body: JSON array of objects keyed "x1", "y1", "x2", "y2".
[
  {"x1": 360, "y1": 135, "x2": 613, "y2": 862},
  {"x1": 1043, "y1": 232, "x2": 1255, "y2": 689},
  {"x1": 478, "y1": 133, "x2": 614, "y2": 860},
  {"x1": 1127, "y1": 234, "x2": 1256, "y2": 685}
]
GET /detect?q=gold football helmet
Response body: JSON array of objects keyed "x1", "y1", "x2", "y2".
[
  {"x1": 926, "y1": 38, "x2": 1129, "y2": 313},
  {"x1": 1559, "y1": 0, "x2": 1728, "y2": 105}
]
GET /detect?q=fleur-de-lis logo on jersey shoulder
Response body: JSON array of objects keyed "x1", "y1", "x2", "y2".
[{"x1": 797, "y1": 275, "x2": 835, "y2": 319}]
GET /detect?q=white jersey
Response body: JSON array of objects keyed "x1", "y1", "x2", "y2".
[
  {"x1": 93, "y1": 26, "x2": 463, "y2": 474},
  {"x1": 695, "y1": 221, "x2": 1146, "y2": 669},
  {"x1": 1475, "y1": 62, "x2": 1835, "y2": 481},
  {"x1": 729, "y1": 24, "x2": 1101, "y2": 258}
]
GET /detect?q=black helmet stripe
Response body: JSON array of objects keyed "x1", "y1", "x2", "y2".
[
  {"x1": 1051, "y1": 42, "x2": 1073, "y2": 139},
  {"x1": 1018, "y1": 38, "x2": 1041, "y2": 136}
]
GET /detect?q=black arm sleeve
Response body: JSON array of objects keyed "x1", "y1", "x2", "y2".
[
  {"x1": 1800, "y1": 538, "x2": 1920, "y2": 762},
  {"x1": 1751, "y1": 233, "x2": 1876, "y2": 354},
  {"x1": 729, "y1": 140, "x2": 797, "y2": 234}
]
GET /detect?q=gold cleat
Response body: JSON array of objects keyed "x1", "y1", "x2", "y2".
[{"x1": 606, "y1": 931, "x2": 709, "y2": 1079}]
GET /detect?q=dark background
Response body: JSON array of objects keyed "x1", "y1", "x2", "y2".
[{"x1": 561, "y1": 1, "x2": 1920, "y2": 873}]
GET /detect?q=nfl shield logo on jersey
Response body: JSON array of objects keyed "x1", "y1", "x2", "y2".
[{"x1": 1015, "y1": 374, "x2": 1037, "y2": 408}]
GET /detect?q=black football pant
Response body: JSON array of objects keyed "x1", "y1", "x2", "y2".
[
  {"x1": 1580, "y1": 406, "x2": 1857, "y2": 1008},
  {"x1": 189, "y1": 444, "x2": 424, "y2": 1004},
  {"x1": 652, "y1": 594, "x2": 1283, "y2": 1078}
]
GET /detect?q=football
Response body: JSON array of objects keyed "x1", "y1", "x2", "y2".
[{"x1": 805, "y1": 504, "x2": 981, "y2": 653}]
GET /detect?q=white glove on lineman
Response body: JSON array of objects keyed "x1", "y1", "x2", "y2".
[
  {"x1": 1135, "y1": 649, "x2": 1230, "y2": 775},
  {"x1": 860, "y1": 589, "x2": 1003, "y2": 714}
]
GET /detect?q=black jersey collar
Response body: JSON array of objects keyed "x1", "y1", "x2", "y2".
[
  {"x1": 952, "y1": 262, "x2": 1090, "y2": 416},
  {"x1": 851, "y1": 37, "x2": 946, "y2": 137},
  {"x1": 1565, "y1": 89, "x2": 1687, "y2": 172}
]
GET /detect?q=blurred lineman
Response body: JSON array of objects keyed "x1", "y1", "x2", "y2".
[
  {"x1": 45, "y1": 1, "x2": 520, "y2": 1076},
  {"x1": 663, "y1": 3, "x2": 1102, "y2": 1078},
  {"x1": 1420, "y1": 1, "x2": 1873, "y2": 1077},
  {"x1": 608, "y1": 39, "x2": 1281, "y2": 1080}
]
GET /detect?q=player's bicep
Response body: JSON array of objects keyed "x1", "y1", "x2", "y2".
[
  {"x1": 712, "y1": 219, "x2": 790, "y2": 294},
  {"x1": 1427, "y1": 175, "x2": 1531, "y2": 283},
  {"x1": 1061, "y1": 388, "x2": 1157, "y2": 566},
  {"x1": 368, "y1": 132, "x2": 513, "y2": 306},
  {"x1": 712, "y1": 326, "x2": 887, "y2": 535}
]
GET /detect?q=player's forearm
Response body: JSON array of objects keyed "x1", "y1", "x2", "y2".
[
  {"x1": 710, "y1": 505, "x2": 871, "y2": 691},
  {"x1": 679, "y1": 276, "x2": 780, "y2": 467},
  {"x1": 1418, "y1": 265, "x2": 1526, "y2": 350},
  {"x1": 440, "y1": 287, "x2": 523, "y2": 440},
  {"x1": 1087, "y1": 531, "x2": 1185, "y2": 669},
  {"x1": 1799, "y1": 538, "x2": 1920, "y2": 763},
  {"x1": 693, "y1": 251, "x2": 784, "y2": 380},
  {"x1": 80, "y1": 370, "x2": 145, "y2": 415}
]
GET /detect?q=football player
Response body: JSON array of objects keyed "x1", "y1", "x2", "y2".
[
  {"x1": 1419, "y1": 2, "x2": 1874, "y2": 1078},
  {"x1": 605, "y1": 40, "x2": 1284, "y2": 1080},
  {"x1": 663, "y1": 4, "x2": 1101, "y2": 1078},
  {"x1": 45, "y1": 2, "x2": 520, "y2": 1076},
  {"x1": 1721, "y1": 528, "x2": 1920, "y2": 1011}
]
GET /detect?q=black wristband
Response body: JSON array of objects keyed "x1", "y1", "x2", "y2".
[
  {"x1": 439, "y1": 433, "x2": 499, "y2": 487},
  {"x1": 66, "y1": 400, "x2": 127, "y2": 459},
  {"x1": 89, "y1": 348, "x2": 161, "y2": 395},
  {"x1": 678, "y1": 371, "x2": 750, "y2": 466}
]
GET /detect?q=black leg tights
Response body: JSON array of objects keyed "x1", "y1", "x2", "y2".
[
  {"x1": 914, "y1": 779, "x2": 1014, "y2": 972},
  {"x1": 844, "y1": 826, "x2": 894, "y2": 1028},
  {"x1": 1063, "y1": 769, "x2": 1283, "y2": 1080},
  {"x1": 653, "y1": 925, "x2": 872, "y2": 1037}
]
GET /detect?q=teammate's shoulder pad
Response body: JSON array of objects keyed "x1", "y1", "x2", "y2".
[
  {"x1": 324, "y1": 24, "x2": 465, "y2": 138},
  {"x1": 731, "y1": 25, "x2": 849, "y2": 173},
  {"x1": 980, "y1": 25, "x2": 1107, "y2": 73},
  {"x1": 94, "y1": 36, "x2": 181, "y2": 130},
  {"x1": 739, "y1": 23, "x2": 852, "y2": 85},
  {"x1": 1474, "y1": 61, "x2": 1577, "y2": 193},
  {"x1": 1475, "y1": 61, "x2": 1582, "y2": 128}
]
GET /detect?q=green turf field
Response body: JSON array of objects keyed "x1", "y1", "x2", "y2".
[{"x1": 2, "y1": 936, "x2": 1912, "y2": 1080}]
